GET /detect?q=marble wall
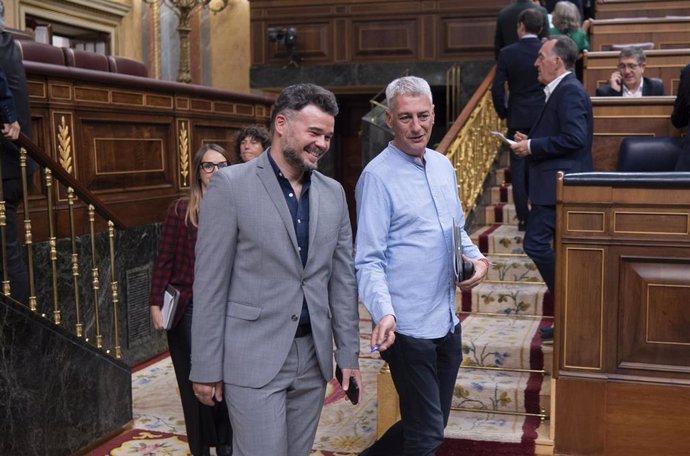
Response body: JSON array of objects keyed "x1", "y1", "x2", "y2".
[
  {"x1": 28, "y1": 223, "x2": 167, "y2": 367},
  {"x1": 0, "y1": 295, "x2": 131, "y2": 455}
]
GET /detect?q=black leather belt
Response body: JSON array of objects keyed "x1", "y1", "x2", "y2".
[{"x1": 295, "y1": 323, "x2": 312, "y2": 338}]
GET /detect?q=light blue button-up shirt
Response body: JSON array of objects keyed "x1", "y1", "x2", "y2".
[{"x1": 354, "y1": 143, "x2": 484, "y2": 339}]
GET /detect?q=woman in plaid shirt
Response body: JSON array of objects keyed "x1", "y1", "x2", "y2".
[{"x1": 149, "y1": 143, "x2": 233, "y2": 456}]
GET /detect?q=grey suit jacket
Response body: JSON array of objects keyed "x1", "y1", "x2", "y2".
[{"x1": 190, "y1": 151, "x2": 359, "y2": 388}]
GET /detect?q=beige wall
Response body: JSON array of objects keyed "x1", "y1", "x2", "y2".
[
  {"x1": 209, "y1": 0, "x2": 250, "y2": 91},
  {"x1": 3, "y1": 0, "x2": 249, "y2": 92}
]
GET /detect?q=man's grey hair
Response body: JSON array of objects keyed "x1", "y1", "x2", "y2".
[
  {"x1": 619, "y1": 46, "x2": 647, "y2": 65},
  {"x1": 385, "y1": 76, "x2": 433, "y2": 110},
  {"x1": 549, "y1": 35, "x2": 578, "y2": 71}
]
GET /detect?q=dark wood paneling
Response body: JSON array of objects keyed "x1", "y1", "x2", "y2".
[
  {"x1": 589, "y1": 18, "x2": 690, "y2": 52},
  {"x1": 555, "y1": 177, "x2": 690, "y2": 455},
  {"x1": 596, "y1": 0, "x2": 690, "y2": 19},
  {"x1": 250, "y1": 0, "x2": 507, "y2": 66},
  {"x1": 591, "y1": 97, "x2": 680, "y2": 171},
  {"x1": 562, "y1": 247, "x2": 605, "y2": 370}
]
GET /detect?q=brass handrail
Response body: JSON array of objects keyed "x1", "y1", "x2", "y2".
[{"x1": 438, "y1": 66, "x2": 505, "y2": 215}]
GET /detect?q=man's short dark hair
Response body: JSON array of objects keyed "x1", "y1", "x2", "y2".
[
  {"x1": 550, "y1": 35, "x2": 578, "y2": 71},
  {"x1": 518, "y1": 8, "x2": 544, "y2": 36},
  {"x1": 270, "y1": 83, "x2": 339, "y2": 129},
  {"x1": 234, "y1": 124, "x2": 270, "y2": 155},
  {"x1": 619, "y1": 46, "x2": 647, "y2": 65}
]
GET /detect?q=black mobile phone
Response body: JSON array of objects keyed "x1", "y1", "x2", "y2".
[{"x1": 335, "y1": 365, "x2": 359, "y2": 405}]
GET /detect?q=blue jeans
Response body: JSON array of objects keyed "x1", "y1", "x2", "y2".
[{"x1": 361, "y1": 324, "x2": 463, "y2": 456}]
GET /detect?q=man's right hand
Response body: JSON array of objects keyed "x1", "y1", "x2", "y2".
[
  {"x1": 193, "y1": 381, "x2": 224, "y2": 406},
  {"x1": 609, "y1": 71, "x2": 623, "y2": 92},
  {"x1": 371, "y1": 314, "x2": 396, "y2": 352}
]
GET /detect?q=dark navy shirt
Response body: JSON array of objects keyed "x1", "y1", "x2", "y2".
[{"x1": 268, "y1": 152, "x2": 311, "y2": 326}]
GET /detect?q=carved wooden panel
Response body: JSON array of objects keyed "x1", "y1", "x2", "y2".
[
  {"x1": 618, "y1": 258, "x2": 690, "y2": 372},
  {"x1": 590, "y1": 18, "x2": 690, "y2": 52},
  {"x1": 565, "y1": 210, "x2": 606, "y2": 234},
  {"x1": 596, "y1": 0, "x2": 690, "y2": 19},
  {"x1": 592, "y1": 97, "x2": 679, "y2": 171},
  {"x1": 614, "y1": 211, "x2": 689, "y2": 236},
  {"x1": 562, "y1": 247, "x2": 605, "y2": 371},
  {"x1": 440, "y1": 17, "x2": 495, "y2": 57},
  {"x1": 352, "y1": 20, "x2": 417, "y2": 60}
]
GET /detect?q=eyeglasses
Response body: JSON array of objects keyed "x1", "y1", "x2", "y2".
[
  {"x1": 617, "y1": 63, "x2": 641, "y2": 71},
  {"x1": 199, "y1": 161, "x2": 229, "y2": 173}
]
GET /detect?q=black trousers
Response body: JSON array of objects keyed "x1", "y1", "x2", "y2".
[
  {"x1": 523, "y1": 204, "x2": 556, "y2": 294},
  {"x1": 168, "y1": 304, "x2": 232, "y2": 456},
  {"x1": 361, "y1": 324, "x2": 463, "y2": 456},
  {"x1": 1, "y1": 178, "x2": 29, "y2": 304},
  {"x1": 506, "y1": 129, "x2": 530, "y2": 225}
]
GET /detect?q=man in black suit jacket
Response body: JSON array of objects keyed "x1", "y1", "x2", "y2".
[
  {"x1": 671, "y1": 63, "x2": 690, "y2": 171},
  {"x1": 492, "y1": 9, "x2": 546, "y2": 229},
  {"x1": 494, "y1": 0, "x2": 549, "y2": 59},
  {"x1": 595, "y1": 47, "x2": 665, "y2": 97},
  {"x1": 511, "y1": 35, "x2": 593, "y2": 296},
  {"x1": 0, "y1": 1, "x2": 37, "y2": 304}
]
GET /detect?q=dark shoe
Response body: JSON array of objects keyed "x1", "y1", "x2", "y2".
[
  {"x1": 217, "y1": 444, "x2": 233, "y2": 456},
  {"x1": 540, "y1": 326, "x2": 553, "y2": 340},
  {"x1": 196, "y1": 447, "x2": 210, "y2": 456},
  {"x1": 518, "y1": 220, "x2": 526, "y2": 231}
]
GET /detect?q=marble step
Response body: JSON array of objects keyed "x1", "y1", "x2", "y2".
[
  {"x1": 484, "y1": 203, "x2": 518, "y2": 226},
  {"x1": 489, "y1": 183, "x2": 514, "y2": 204}
]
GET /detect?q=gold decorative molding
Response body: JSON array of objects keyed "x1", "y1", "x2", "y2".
[
  {"x1": 179, "y1": 121, "x2": 190, "y2": 187},
  {"x1": 152, "y1": 1, "x2": 161, "y2": 79},
  {"x1": 58, "y1": 116, "x2": 73, "y2": 174}
]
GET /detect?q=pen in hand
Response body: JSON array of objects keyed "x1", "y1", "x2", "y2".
[{"x1": 370, "y1": 344, "x2": 381, "y2": 353}]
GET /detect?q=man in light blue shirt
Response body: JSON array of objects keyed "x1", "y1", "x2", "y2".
[{"x1": 355, "y1": 76, "x2": 488, "y2": 456}]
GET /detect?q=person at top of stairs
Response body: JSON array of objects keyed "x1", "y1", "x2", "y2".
[
  {"x1": 354, "y1": 75, "x2": 490, "y2": 456},
  {"x1": 492, "y1": 8, "x2": 547, "y2": 231}
]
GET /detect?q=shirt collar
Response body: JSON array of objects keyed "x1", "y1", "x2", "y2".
[
  {"x1": 543, "y1": 71, "x2": 571, "y2": 102},
  {"x1": 388, "y1": 142, "x2": 426, "y2": 168},
  {"x1": 623, "y1": 77, "x2": 644, "y2": 97},
  {"x1": 521, "y1": 34, "x2": 538, "y2": 40},
  {"x1": 267, "y1": 148, "x2": 312, "y2": 183}
]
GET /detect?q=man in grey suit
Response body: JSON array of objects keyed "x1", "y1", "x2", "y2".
[{"x1": 190, "y1": 84, "x2": 361, "y2": 456}]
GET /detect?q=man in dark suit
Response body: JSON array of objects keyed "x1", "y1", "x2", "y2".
[
  {"x1": 595, "y1": 47, "x2": 665, "y2": 97},
  {"x1": 492, "y1": 9, "x2": 546, "y2": 230},
  {"x1": 0, "y1": 1, "x2": 37, "y2": 304},
  {"x1": 511, "y1": 35, "x2": 593, "y2": 298},
  {"x1": 494, "y1": 0, "x2": 549, "y2": 59},
  {"x1": 671, "y1": 62, "x2": 690, "y2": 171}
]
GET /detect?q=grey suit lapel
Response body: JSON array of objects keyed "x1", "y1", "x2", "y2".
[
  {"x1": 255, "y1": 153, "x2": 301, "y2": 260},
  {"x1": 307, "y1": 175, "x2": 320, "y2": 264}
]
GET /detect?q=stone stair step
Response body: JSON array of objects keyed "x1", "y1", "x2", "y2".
[
  {"x1": 485, "y1": 254, "x2": 542, "y2": 283},
  {"x1": 490, "y1": 184, "x2": 514, "y2": 204},
  {"x1": 484, "y1": 203, "x2": 518, "y2": 226},
  {"x1": 471, "y1": 224, "x2": 526, "y2": 255}
]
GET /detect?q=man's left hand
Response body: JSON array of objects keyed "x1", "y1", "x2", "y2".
[
  {"x1": 340, "y1": 368, "x2": 362, "y2": 404},
  {"x1": 510, "y1": 132, "x2": 530, "y2": 157},
  {"x1": 458, "y1": 257, "x2": 489, "y2": 291}
]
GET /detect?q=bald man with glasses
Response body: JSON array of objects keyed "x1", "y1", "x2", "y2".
[{"x1": 596, "y1": 47, "x2": 665, "y2": 97}]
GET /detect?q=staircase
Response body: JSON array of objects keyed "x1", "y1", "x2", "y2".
[{"x1": 439, "y1": 147, "x2": 554, "y2": 455}]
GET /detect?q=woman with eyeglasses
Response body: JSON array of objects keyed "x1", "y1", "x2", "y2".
[{"x1": 149, "y1": 143, "x2": 233, "y2": 456}]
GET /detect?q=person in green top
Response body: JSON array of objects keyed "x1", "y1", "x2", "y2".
[{"x1": 549, "y1": 0, "x2": 589, "y2": 54}]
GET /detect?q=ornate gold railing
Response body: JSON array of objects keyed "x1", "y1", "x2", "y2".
[
  {"x1": 438, "y1": 66, "x2": 505, "y2": 215},
  {"x1": 0, "y1": 133, "x2": 125, "y2": 359}
]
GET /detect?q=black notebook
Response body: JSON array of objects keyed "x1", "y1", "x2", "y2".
[{"x1": 162, "y1": 284, "x2": 180, "y2": 330}]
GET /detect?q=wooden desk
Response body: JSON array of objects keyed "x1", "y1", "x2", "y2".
[
  {"x1": 591, "y1": 96, "x2": 681, "y2": 171},
  {"x1": 554, "y1": 172, "x2": 690, "y2": 456},
  {"x1": 584, "y1": 48, "x2": 690, "y2": 96},
  {"x1": 595, "y1": 0, "x2": 690, "y2": 19},
  {"x1": 589, "y1": 17, "x2": 690, "y2": 51}
]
